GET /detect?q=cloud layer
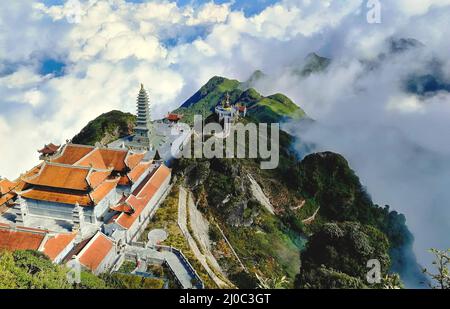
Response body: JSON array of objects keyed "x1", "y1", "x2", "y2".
[{"x1": 0, "y1": 0, "x2": 449, "y2": 277}]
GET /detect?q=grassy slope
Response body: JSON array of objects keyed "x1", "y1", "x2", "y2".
[{"x1": 174, "y1": 77, "x2": 241, "y2": 123}]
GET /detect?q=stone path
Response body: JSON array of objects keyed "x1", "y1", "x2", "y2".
[{"x1": 178, "y1": 186, "x2": 229, "y2": 288}]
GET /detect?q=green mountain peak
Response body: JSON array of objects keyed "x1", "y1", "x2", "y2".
[{"x1": 175, "y1": 75, "x2": 306, "y2": 124}]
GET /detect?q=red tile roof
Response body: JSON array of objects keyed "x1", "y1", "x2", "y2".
[
  {"x1": 127, "y1": 162, "x2": 151, "y2": 183},
  {"x1": 87, "y1": 169, "x2": 112, "y2": 189},
  {"x1": 166, "y1": 113, "x2": 183, "y2": 121},
  {"x1": 42, "y1": 233, "x2": 77, "y2": 261},
  {"x1": 115, "y1": 165, "x2": 171, "y2": 229},
  {"x1": 110, "y1": 201, "x2": 134, "y2": 214},
  {"x1": 0, "y1": 179, "x2": 17, "y2": 206},
  {"x1": 20, "y1": 188, "x2": 93, "y2": 206},
  {"x1": 78, "y1": 232, "x2": 114, "y2": 272},
  {"x1": 18, "y1": 144, "x2": 147, "y2": 207},
  {"x1": 0, "y1": 193, "x2": 15, "y2": 207},
  {"x1": 52, "y1": 144, "x2": 95, "y2": 165},
  {"x1": 125, "y1": 152, "x2": 145, "y2": 170},
  {"x1": 98, "y1": 148, "x2": 129, "y2": 172},
  {"x1": 23, "y1": 163, "x2": 91, "y2": 191},
  {"x1": 89, "y1": 178, "x2": 120, "y2": 204},
  {"x1": 53, "y1": 144, "x2": 144, "y2": 173},
  {"x1": 118, "y1": 176, "x2": 130, "y2": 186},
  {"x1": 75, "y1": 148, "x2": 107, "y2": 169},
  {"x1": 236, "y1": 105, "x2": 247, "y2": 112},
  {"x1": 0, "y1": 224, "x2": 47, "y2": 251},
  {"x1": 0, "y1": 179, "x2": 16, "y2": 195}
]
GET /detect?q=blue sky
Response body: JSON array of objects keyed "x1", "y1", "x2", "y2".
[{"x1": 41, "y1": 0, "x2": 280, "y2": 16}]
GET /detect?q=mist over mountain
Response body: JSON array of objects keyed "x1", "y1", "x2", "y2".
[{"x1": 246, "y1": 37, "x2": 450, "y2": 276}]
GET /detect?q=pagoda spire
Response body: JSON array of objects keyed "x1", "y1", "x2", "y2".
[
  {"x1": 136, "y1": 84, "x2": 151, "y2": 130},
  {"x1": 223, "y1": 92, "x2": 231, "y2": 108}
]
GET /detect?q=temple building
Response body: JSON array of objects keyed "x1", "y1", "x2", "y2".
[
  {"x1": 0, "y1": 141, "x2": 172, "y2": 274},
  {"x1": 66, "y1": 231, "x2": 117, "y2": 275},
  {"x1": 0, "y1": 222, "x2": 118, "y2": 273},
  {"x1": 2, "y1": 143, "x2": 164, "y2": 231},
  {"x1": 215, "y1": 93, "x2": 246, "y2": 123}
]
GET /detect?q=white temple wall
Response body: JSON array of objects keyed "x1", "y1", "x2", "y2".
[
  {"x1": 94, "y1": 188, "x2": 119, "y2": 220},
  {"x1": 126, "y1": 174, "x2": 171, "y2": 243},
  {"x1": 25, "y1": 199, "x2": 96, "y2": 223}
]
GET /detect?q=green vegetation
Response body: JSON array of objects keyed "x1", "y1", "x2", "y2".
[
  {"x1": 72, "y1": 110, "x2": 136, "y2": 145},
  {"x1": 0, "y1": 250, "x2": 71, "y2": 289},
  {"x1": 174, "y1": 155, "x2": 305, "y2": 288},
  {"x1": 102, "y1": 273, "x2": 164, "y2": 289},
  {"x1": 293, "y1": 152, "x2": 426, "y2": 287},
  {"x1": 118, "y1": 260, "x2": 137, "y2": 273},
  {"x1": 0, "y1": 250, "x2": 166, "y2": 289},
  {"x1": 76, "y1": 271, "x2": 109, "y2": 289},
  {"x1": 296, "y1": 222, "x2": 390, "y2": 288}
]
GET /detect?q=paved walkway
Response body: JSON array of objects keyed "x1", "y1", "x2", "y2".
[
  {"x1": 178, "y1": 186, "x2": 229, "y2": 288},
  {"x1": 125, "y1": 245, "x2": 194, "y2": 289}
]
